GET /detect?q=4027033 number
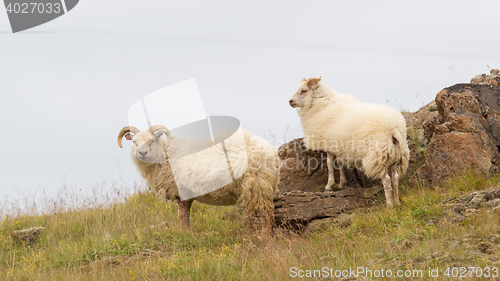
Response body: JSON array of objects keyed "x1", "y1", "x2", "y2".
[
  {"x1": 5, "y1": 2, "x2": 62, "y2": 14},
  {"x1": 443, "y1": 267, "x2": 498, "y2": 278}
]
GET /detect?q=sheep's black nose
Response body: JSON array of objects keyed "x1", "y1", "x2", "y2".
[
  {"x1": 289, "y1": 99, "x2": 295, "y2": 105},
  {"x1": 139, "y1": 151, "x2": 147, "y2": 156}
]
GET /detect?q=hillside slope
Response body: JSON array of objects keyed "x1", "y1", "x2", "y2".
[{"x1": 1, "y1": 173, "x2": 499, "y2": 280}]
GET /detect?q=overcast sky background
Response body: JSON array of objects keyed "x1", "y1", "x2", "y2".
[{"x1": 1, "y1": 0, "x2": 499, "y2": 214}]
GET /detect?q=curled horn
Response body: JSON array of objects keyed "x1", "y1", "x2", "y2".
[
  {"x1": 117, "y1": 126, "x2": 140, "y2": 148},
  {"x1": 148, "y1": 125, "x2": 172, "y2": 147}
]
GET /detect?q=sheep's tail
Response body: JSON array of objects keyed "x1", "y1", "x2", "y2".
[
  {"x1": 237, "y1": 144, "x2": 279, "y2": 230},
  {"x1": 390, "y1": 128, "x2": 410, "y2": 176}
]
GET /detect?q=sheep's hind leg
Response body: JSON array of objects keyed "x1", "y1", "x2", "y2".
[
  {"x1": 391, "y1": 167, "x2": 400, "y2": 206},
  {"x1": 325, "y1": 153, "x2": 336, "y2": 191},
  {"x1": 177, "y1": 199, "x2": 193, "y2": 230},
  {"x1": 381, "y1": 172, "x2": 394, "y2": 208},
  {"x1": 338, "y1": 165, "x2": 348, "y2": 189},
  {"x1": 262, "y1": 210, "x2": 273, "y2": 235}
]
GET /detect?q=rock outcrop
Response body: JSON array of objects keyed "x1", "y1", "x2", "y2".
[
  {"x1": 277, "y1": 138, "x2": 376, "y2": 195},
  {"x1": 470, "y1": 69, "x2": 500, "y2": 86},
  {"x1": 275, "y1": 139, "x2": 381, "y2": 229},
  {"x1": 274, "y1": 186, "x2": 382, "y2": 229},
  {"x1": 404, "y1": 101, "x2": 440, "y2": 176},
  {"x1": 277, "y1": 139, "x2": 329, "y2": 194},
  {"x1": 11, "y1": 226, "x2": 45, "y2": 244},
  {"x1": 443, "y1": 186, "x2": 500, "y2": 223},
  {"x1": 416, "y1": 81, "x2": 500, "y2": 184}
]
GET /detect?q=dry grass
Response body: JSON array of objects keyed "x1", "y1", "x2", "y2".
[{"x1": 1, "y1": 172, "x2": 499, "y2": 280}]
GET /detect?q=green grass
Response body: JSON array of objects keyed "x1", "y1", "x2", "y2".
[{"x1": 1, "y1": 172, "x2": 499, "y2": 280}]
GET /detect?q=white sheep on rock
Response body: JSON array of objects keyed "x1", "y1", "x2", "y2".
[
  {"x1": 117, "y1": 125, "x2": 279, "y2": 231},
  {"x1": 288, "y1": 77, "x2": 409, "y2": 207}
]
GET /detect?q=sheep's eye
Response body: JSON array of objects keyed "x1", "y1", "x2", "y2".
[
  {"x1": 133, "y1": 141, "x2": 138, "y2": 146},
  {"x1": 301, "y1": 89, "x2": 307, "y2": 93}
]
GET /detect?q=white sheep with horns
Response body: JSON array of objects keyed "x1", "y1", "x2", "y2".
[
  {"x1": 288, "y1": 77, "x2": 410, "y2": 207},
  {"x1": 117, "y1": 125, "x2": 279, "y2": 231}
]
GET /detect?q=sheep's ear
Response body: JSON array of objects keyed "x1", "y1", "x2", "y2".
[
  {"x1": 154, "y1": 130, "x2": 165, "y2": 140},
  {"x1": 301, "y1": 78, "x2": 306, "y2": 82},
  {"x1": 306, "y1": 77, "x2": 322, "y2": 90},
  {"x1": 124, "y1": 132, "x2": 133, "y2": 141}
]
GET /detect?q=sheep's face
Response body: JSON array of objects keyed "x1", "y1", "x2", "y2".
[
  {"x1": 127, "y1": 130, "x2": 167, "y2": 163},
  {"x1": 289, "y1": 77, "x2": 321, "y2": 108}
]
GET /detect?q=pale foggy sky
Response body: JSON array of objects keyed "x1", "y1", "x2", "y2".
[{"x1": 1, "y1": 0, "x2": 499, "y2": 211}]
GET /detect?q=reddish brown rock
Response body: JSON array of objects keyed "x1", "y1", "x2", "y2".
[
  {"x1": 417, "y1": 131, "x2": 499, "y2": 184},
  {"x1": 416, "y1": 82, "x2": 500, "y2": 185},
  {"x1": 403, "y1": 101, "x2": 441, "y2": 178},
  {"x1": 277, "y1": 138, "x2": 329, "y2": 194},
  {"x1": 470, "y1": 69, "x2": 500, "y2": 86},
  {"x1": 405, "y1": 136, "x2": 425, "y2": 177},
  {"x1": 405, "y1": 101, "x2": 440, "y2": 147}
]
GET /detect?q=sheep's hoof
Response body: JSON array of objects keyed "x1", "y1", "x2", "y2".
[
  {"x1": 325, "y1": 184, "x2": 336, "y2": 191},
  {"x1": 325, "y1": 184, "x2": 344, "y2": 191}
]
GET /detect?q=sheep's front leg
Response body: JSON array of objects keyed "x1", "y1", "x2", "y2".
[
  {"x1": 177, "y1": 199, "x2": 193, "y2": 230},
  {"x1": 325, "y1": 152, "x2": 336, "y2": 191},
  {"x1": 338, "y1": 164, "x2": 348, "y2": 189},
  {"x1": 391, "y1": 168, "x2": 400, "y2": 206},
  {"x1": 381, "y1": 172, "x2": 393, "y2": 208}
]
